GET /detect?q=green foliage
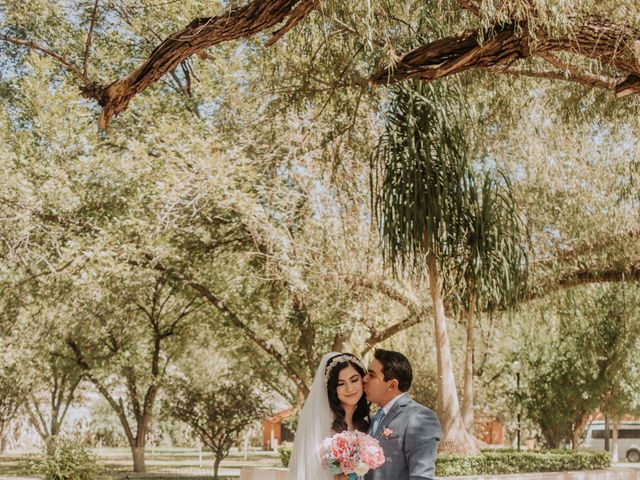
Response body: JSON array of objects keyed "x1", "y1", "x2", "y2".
[
  {"x1": 453, "y1": 170, "x2": 529, "y2": 311},
  {"x1": 372, "y1": 80, "x2": 470, "y2": 270},
  {"x1": 279, "y1": 446, "x2": 292, "y2": 467},
  {"x1": 520, "y1": 285, "x2": 640, "y2": 447},
  {"x1": 372, "y1": 80, "x2": 529, "y2": 313},
  {"x1": 436, "y1": 450, "x2": 610, "y2": 476},
  {"x1": 164, "y1": 376, "x2": 269, "y2": 479},
  {"x1": 0, "y1": 363, "x2": 28, "y2": 446},
  {"x1": 29, "y1": 439, "x2": 108, "y2": 480}
]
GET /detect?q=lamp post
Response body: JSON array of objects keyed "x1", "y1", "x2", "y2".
[{"x1": 511, "y1": 360, "x2": 522, "y2": 451}]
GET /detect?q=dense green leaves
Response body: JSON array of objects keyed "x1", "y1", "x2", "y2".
[{"x1": 521, "y1": 285, "x2": 640, "y2": 448}]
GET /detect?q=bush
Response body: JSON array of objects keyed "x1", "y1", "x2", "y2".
[
  {"x1": 436, "y1": 450, "x2": 610, "y2": 477},
  {"x1": 29, "y1": 440, "x2": 108, "y2": 480},
  {"x1": 279, "y1": 446, "x2": 292, "y2": 467}
]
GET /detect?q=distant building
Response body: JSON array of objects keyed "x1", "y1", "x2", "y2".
[
  {"x1": 262, "y1": 409, "x2": 294, "y2": 450},
  {"x1": 476, "y1": 417, "x2": 506, "y2": 445}
]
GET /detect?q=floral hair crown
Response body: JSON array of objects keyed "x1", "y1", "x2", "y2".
[{"x1": 324, "y1": 354, "x2": 365, "y2": 384}]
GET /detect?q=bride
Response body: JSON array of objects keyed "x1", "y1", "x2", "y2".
[{"x1": 287, "y1": 352, "x2": 371, "y2": 480}]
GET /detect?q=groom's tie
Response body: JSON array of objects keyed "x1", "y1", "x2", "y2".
[{"x1": 371, "y1": 408, "x2": 385, "y2": 435}]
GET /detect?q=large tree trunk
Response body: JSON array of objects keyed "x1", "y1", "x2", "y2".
[
  {"x1": 47, "y1": 418, "x2": 61, "y2": 454},
  {"x1": 0, "y1": 429, "x2": 8, "y2": 454},
  {"x1": 571, "y1": 414, "x2": 590, "y2": 450},
  {"x1": 132, "y1": 444, "x2": 146, "y2": 473},
  {"x1": 129, "y1": 409, "x2": 153, "y2": 473},
  {"x1": 612, "y1": 418, "x2": 620, "y2": 463},
  {"x1": 427, "y1": 253, "x2": 479, "y2": 454},
  {"x1": 213, "y1": 455, "x2": 223, "y2": 480},
  {"x1": 461, "y1": 293, "x2": 476, "y2": 436}
]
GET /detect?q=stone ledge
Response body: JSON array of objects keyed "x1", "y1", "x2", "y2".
[
  {"x1": 442, "y1": 469, "x2": 640, "y2": 480},
  {"x1": 238, "y1": 467, "x2": 639, "y2": 480},
  {"x1": 239, "y1": 466, "x2": 289, "y2": 480}
]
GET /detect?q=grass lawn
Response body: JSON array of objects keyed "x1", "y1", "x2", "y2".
[{"x1": 0, "y1": 447, "x2": 283, "y2": 479}]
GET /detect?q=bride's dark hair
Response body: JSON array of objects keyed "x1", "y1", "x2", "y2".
[{"x1": 326, "y1": 354, "x2": 370, "y2": 433}]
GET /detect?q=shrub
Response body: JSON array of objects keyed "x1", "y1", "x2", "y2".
[
  {"x1": 279, "y1": 446, "x2": 292, "y2": 467},
  {"x1": 436, "y1": 450, "x2": 610, "y2": 477},
  {"x1": 29, "y1": 439, "x2": 108, "y2": 480}
]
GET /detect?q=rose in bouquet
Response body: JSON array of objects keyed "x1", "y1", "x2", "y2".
[{"x1": 320, "y1": 430, "x2": 385, "y2": 477}]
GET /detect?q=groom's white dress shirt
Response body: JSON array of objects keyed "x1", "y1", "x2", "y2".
[{"x1": 381, "y1": 392, "x2": 404, "y2": 415}]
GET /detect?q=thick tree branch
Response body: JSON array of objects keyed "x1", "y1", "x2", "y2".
[
  {"x1": 530, "y1": 260, "x2": 640, "y2": 301},
  {"x1": 342, "y1": 274, "x2": 420, "y2": 311},
  {"x1": 360, "y1": 308, "x2": 430, "y2": 357},
  {"x1": 371, "y1": 16, "x2": 640, "y2": 97},
  {"x1": 535, "y1": 229, "x2": 640, "y2": 269},
  {"x1": 88, "y1": 0, "x2": 319, "y2": 128}
]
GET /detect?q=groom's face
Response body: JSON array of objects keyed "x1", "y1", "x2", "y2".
[{"x1": 363, "y1": 359, "x2": 392, "y2": 405}]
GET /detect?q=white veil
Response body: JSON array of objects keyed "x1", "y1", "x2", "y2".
[{"x1": 286, "y1": 352, "x2": 338, "y2": 480}]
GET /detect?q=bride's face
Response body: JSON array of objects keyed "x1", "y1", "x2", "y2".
[{"x1": 336, "y1": 364, "x2": 364, "y2": 407}]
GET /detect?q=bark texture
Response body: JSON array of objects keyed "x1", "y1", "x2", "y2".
[
  {"x1": 427, "y1": 253, "x2": 479, "y2": 455},
  {"x1": 84, "y1": 0, "x2": 318, "y2": 128},
  {"x1": 371, "y1": 16, "x2": 640, "y2": 96}
]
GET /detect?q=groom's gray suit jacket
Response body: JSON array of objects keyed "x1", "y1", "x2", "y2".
[{"x1": 365, "y1": 393, "x2": 442, "y2": 480}]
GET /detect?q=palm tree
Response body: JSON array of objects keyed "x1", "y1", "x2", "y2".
[
  {"x1": 372, "y1": 79, "x2": 530, "y2": 453},
  {"x1": 372, "y1": 80, "x2": 478, "y2": 454},
  {"x1": 456, "y1": 172, "x2": 529, "y2": 434}
]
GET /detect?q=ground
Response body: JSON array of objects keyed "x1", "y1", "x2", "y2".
[{"x1": 0, "y1": 447, "x2": 283, "y2": 479}]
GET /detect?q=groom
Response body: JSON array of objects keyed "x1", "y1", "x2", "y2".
[{"x1": 363, "y1": 349, "x2": 442, "y2": 480}]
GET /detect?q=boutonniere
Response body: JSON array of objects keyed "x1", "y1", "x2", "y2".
[{"x1": 383, "y1": 428, "x2": 394, "y2": 438}]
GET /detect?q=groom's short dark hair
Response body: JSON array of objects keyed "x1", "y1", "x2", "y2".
[{"x1": 374, "y1": 349, "x2": 412, "y2": 392}]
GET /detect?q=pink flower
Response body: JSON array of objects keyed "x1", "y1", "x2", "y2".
[
  {"x1": 320, "y1": 431, "x2": 386, "y2": 475},
  {"x1": 383, "y1": 428, "x2": 394, "y2": 438}
]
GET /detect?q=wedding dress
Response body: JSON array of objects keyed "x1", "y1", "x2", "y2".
[{"x1": 286, "y1": 352, "x2": 338, "y2": 480}]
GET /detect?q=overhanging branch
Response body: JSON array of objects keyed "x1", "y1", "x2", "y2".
[
  {"x1": 530, "y1": 261, "x2": 640, "y2": 301},
  {"x1": 371, "y1": 16, "x2": 640, "y2": 97},
  {"x1": 88, "y1": 0, "x2": 319, "y2": 128},
  {"x1": 360, "y1": 308, "x2": 429, "y2": 357}
]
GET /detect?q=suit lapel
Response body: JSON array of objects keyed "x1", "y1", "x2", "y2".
[{"x1": 374, "y1": 393, "x2": 410, "y2": 440}]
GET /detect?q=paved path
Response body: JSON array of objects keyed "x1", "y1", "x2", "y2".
[{"x1": 0, "y1": 477, "x2": 40, "y2": 480}]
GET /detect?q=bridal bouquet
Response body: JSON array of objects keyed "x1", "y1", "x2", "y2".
[{"x1": 320, "y1": 430, "x2": 385, "y2": 477}]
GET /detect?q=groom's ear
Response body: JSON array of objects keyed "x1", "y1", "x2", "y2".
[{"x1": 390, "y1": 378, "x2": 399, "y2": 390}]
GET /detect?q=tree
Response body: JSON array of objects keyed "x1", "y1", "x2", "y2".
[
  {"x1": 65, "y1": 272, "x2": 203, "y2": 472},
  {"x1": 165, "y1": 377, "x2": 268, "y2": 480},
  {"x1": 372, "y1": 80, "x2": 480, "y2": 454},
  {"x1": 2, "y1": 0, "x2": 640, "y2": 464},
  {"x1": 597, "y1": 286, "x2": 640, "y2": 461},
  {"x1": 25, "y1": 346, "x2": 84, "y2": 454},
  {"x1": 456, "y1": 171, "x2": 528, "y2": 435},
  {"x1": 0, "y1": 366, "x2": 26, "y2": 453},
  {"x1": 521, "y1": 285, "x2": 640, "y2": 449}
]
